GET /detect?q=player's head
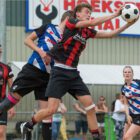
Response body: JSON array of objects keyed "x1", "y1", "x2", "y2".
[
  {"x1": 73, "y1": 3, "x2": 92, "y2": 21},
  {"x1": 60, "y1": 10, "x2": 74, "y2": 22},
  {"x1": 123, "y1": 65, "x2": 134, "y2": 82},
  {"x1": 115, "y1": 93, "x2": 121, "y2": 99}
]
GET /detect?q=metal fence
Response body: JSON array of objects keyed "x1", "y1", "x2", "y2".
[{"x1": 6, "y1": 112, "x2": 140, "y2": 140}]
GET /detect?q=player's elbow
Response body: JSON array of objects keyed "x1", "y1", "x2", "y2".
[{"x1": 24, "y1": 37, "x2": 30, "y2": 46}]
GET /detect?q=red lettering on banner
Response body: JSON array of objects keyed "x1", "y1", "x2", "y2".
[
  {"x1": 91, "y1": 0, "x2": 100, "y2": 12},
  {"x1": 115, "y1": 19, "x2": 120, "y2": 29},
  {"x1": 104, "y1": 20, "x2": 114, "y2": 30},
  {"x1": 102, "y1": 1, "x2": 113, "y2": 13},
  {"x1": 98, "y1": 24, "x2": 102, "y2": 30},
  {"x1": 136, "y1": 3, "x2": 140, "y2": 10},
  {"x1": 114, "y1": 1, "x2": 123, "y2": 8},
  {"x1": 90, "y1": 17, "x2": 120, "y2": 31},
  {"x1": 64, "y1": 0, "x2": 75, "y2": 10}
]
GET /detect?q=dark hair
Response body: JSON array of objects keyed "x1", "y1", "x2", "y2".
[
  {"x1": 73, "y1": 3, "x2": 92, "y2": 18},
  {"x1": 115, "y1": 93, "x2": 121, "y2": 99},
  {"x1": 61, "y1": 10, "x2": 74, "y2": 22}
]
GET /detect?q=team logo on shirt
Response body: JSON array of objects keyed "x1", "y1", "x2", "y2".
[{"x1": 73, "y1": 34, "x2": 86, "y2": 45}]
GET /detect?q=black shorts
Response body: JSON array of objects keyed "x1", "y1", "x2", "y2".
[
  {"x1": 130, "y1": 114, "x2": 140, "y2": 126},
  {"x1": 11, "y1": 64, "x2": 50, "y2": 101},
  {"x1": 0, "y1": 110, "x2": 7, "y2": 125},
  {"x1": 45, "y1": 66, "x2": 90, "y2": 99}
]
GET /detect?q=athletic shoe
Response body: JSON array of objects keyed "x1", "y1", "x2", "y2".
[{"x1": 20, "y1": 122, "x2": 32, "y2": 140}]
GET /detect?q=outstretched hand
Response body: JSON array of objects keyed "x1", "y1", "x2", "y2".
[
  {"x1": 127, "y1": 16, "x2": 139, "y2": 26},
  {"x1": 115, "y1": 6, "x2": 124, "y2": 17},
  {"x1": 44, "y1": 53, "x2": 51, "y2": 65}
]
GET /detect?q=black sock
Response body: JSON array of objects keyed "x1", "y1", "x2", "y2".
[
  {"x1": 25, "y1": 116, "x2": 37, "y2": 130},
  {"x1": 42, "y1": 122, "x2": 52, "y2": 140},
  {"x1": 0, "y1": 93, "x2": 19, "y2": 112}
]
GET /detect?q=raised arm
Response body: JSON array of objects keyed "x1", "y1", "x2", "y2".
[
  {"x1": 24, "y1": 32, "x2": 42, "y2": 53},
  {"x1": 95, "y1": 20, "x2": 137, "y2": 38},
  {"x1": 24, "y1": 30, "x2": 51, "y2": 63},
  {"x1": 75, "y1": 9, "x2": 121, "y2": 28}
]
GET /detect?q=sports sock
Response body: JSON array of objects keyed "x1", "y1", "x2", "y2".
[
  {"x1": 25, "y1": 116, "x2": 37, "y2": 130},
  {"x1": 90, "y1": 129, "x2": 100, "y2": 138},
  {"x1": 42, "y1": 122, "x2": 52, "y2": 140}
]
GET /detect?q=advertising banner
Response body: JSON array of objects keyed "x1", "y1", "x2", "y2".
[{"x1": 26, "y1": 0, "x2": 140, "y2": 37}]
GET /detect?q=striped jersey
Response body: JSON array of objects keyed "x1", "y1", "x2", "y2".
[
  {"x1": 0, "y1": 62, "x2": 14, "y2": 99},
  {"x1": 48, "y1": 17, "x2": 97, "y2": 68},
  {"x1": 122, "y1": 79, "x2": 140, "y2": 115},
  {"x1": 28, "y1": 24, "x2": 62, "y2": 73}
]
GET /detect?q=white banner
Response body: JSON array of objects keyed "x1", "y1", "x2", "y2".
[{"x1": 26, "y1": 0, "x2": 140, "y2": 37}]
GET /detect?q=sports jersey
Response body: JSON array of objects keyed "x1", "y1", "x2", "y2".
[
  {"x1": 48, "y1": 17, "x2": 97, "y2": 68},
  {"x1": 0, "y1": 62, "x2": 13, "y2": 99},
  {"x1": 28, "y1": 24, "x2": 62, "y2": 73},
  {"x1": 121, "y1": 79, "x2": 140, "y2": 115}
]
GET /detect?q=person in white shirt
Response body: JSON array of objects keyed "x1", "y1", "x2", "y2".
[{"x1": 112, "y1": 93, "x2": 125, "y2": 140}]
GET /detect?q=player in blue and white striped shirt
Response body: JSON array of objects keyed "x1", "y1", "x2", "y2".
[
  {"x1": 0, "y1": 10, "x2": 73, "y2": 140},
  {"x1": 122, "y1": 66, "x2": 140, "y2": 140}
]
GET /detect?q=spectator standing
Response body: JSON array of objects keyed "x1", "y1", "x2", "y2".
[
  {"x1": 73, "y1": 100, "x2": 88, "y2": 140},
  {"x1": 59, "y1": 115, "x2": 68, "y2": 140},
  {"x1": 96, "y1": 96, "x2": 108, "y2": 138},
  {"x1": 112, "y1": 93, "x2": 125, "y2": 140},
  {"x1": 52, "y1": 100, "x2": 67, "y2": 140}
]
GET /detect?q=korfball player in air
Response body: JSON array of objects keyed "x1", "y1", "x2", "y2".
[
  {"x1": 0, "y1": 10, "x2": 73, "y2": 140},
  {"x1": 20, "y1": 3, "x2": 137, "y2": 140}
]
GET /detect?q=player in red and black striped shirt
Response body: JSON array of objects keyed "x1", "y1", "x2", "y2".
[
  {"x1": 0, "y1": 46, "x2": 15, "y2": 140},
  {"x1": 22, "y1": 3, "x2": 137, "y2": 140}
]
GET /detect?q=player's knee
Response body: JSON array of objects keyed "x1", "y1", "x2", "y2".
[{"x1": 47, "y1": 106, "x2": 57, "y2": 116}]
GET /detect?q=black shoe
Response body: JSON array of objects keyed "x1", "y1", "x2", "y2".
[{"x1": 20, "y1": 122, "x2": 32, "y2": 140}]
